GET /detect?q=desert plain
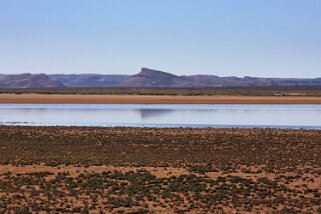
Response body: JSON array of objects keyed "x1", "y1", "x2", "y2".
[{"x1": 1, "y1": 126, "x2": 321, "y2": 213}]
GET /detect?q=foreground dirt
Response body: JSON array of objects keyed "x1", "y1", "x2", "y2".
[
  {"x1": 0, "y1": 93, "x2": 321, "y2": 104},
  {"x1": 0, "y1": 126, "x2": 321, "y2": 213}
]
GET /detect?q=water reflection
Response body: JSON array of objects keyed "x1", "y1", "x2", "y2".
[
  {"x1": 140, "y1": 109, "x2": 175, "y2": 120},
  {"x1": 0, "y1": 104, "x2": 320, "y2": 129}
]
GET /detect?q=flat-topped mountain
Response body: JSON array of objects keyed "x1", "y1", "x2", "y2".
[
  {"x1": 0, "y1": 68, "x2": 321, "y2": 88},
  {"x1": 118, "y1": 68, "x2": 189, "y2": 87},
  {"x1": 0, "y1": 73, "x2": 64, "y2": 88}
]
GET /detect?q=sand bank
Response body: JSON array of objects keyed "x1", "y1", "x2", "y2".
[{"x1": 0, "y1": 93, "x2": 321, "y2": 104}]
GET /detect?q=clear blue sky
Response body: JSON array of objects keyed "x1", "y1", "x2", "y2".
[{"x1": 0, "y1": 0, "x2": 320, "y2": 77}]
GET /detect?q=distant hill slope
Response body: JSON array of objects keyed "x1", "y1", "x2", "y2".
[
  {"x1": 0, "y1": 73, "x2": 64, "y2": 88},
  {"x1": 0, "y1": 68, "x2": 321, "y2": 88},
  {"x1": 49, "y1": 74, "x2": 130, "y2": 87}
]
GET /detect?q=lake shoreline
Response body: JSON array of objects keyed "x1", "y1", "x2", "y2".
[
  {"x1": 0, "y1": 103, "x2": 320, "y2": 128},
  {"x1": 0, "y1": 93, "x2": 321, "y2": 104}
]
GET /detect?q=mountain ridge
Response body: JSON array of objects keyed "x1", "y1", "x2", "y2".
[
  {"x1": 0, "y1": 73, "x2": 64, "y2": 88},
  {"x1": 0, "y1": 68, "x2": 321, "y2": 88},
  {"x1": 117, "y1": 68, "x2": 321, "y2": 88}
]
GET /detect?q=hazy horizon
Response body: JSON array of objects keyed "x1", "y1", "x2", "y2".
[{"x1": 0, "y1": 0, "x2": 320, "y2": 78}]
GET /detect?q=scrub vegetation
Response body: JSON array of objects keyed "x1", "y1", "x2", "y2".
[
  {"x1": 0, "y1": 85, "x2": 321, "y2": 96},
  {"x1": 0, "y1": 126, "x2": 321, "y2": 213}
]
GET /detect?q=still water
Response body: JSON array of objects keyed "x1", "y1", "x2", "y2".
[{"x1": 0, "y1": 104, "x2": 320, "y2": 129}]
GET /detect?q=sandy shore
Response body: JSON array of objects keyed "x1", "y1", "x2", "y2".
[{"x1": 0, "y1": 93, "x2": 321, "y2": 104}]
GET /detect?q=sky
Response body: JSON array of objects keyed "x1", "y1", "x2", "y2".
[{"x1": 0, "y1": 0, "x2": 320, "y2": 78}]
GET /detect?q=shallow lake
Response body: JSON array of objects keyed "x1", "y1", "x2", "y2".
[{"x1": 0, "y1": 104, "x2": 321, "y2": 129}]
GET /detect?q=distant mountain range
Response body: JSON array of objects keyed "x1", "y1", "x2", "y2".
[
  {"x1": 49, "y1": 74, "x2": 130, "y2": 87},
  {"x1": 1, "y1": 68, "x2": 321, "y2": 88},
  {"x1": 0, "y1": 73, "x2": 64, "y2": 88}
]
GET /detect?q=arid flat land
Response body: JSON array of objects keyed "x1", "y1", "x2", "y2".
[
  {"x1": 0, "y1": 93, "x2": 321, "y2": 104},
  {"x1": 1, "y1": 126, "x2": 321, "y2": 213},
  {"x1": 1, "y1": 86, "x2": 321, "y2": 97}
]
